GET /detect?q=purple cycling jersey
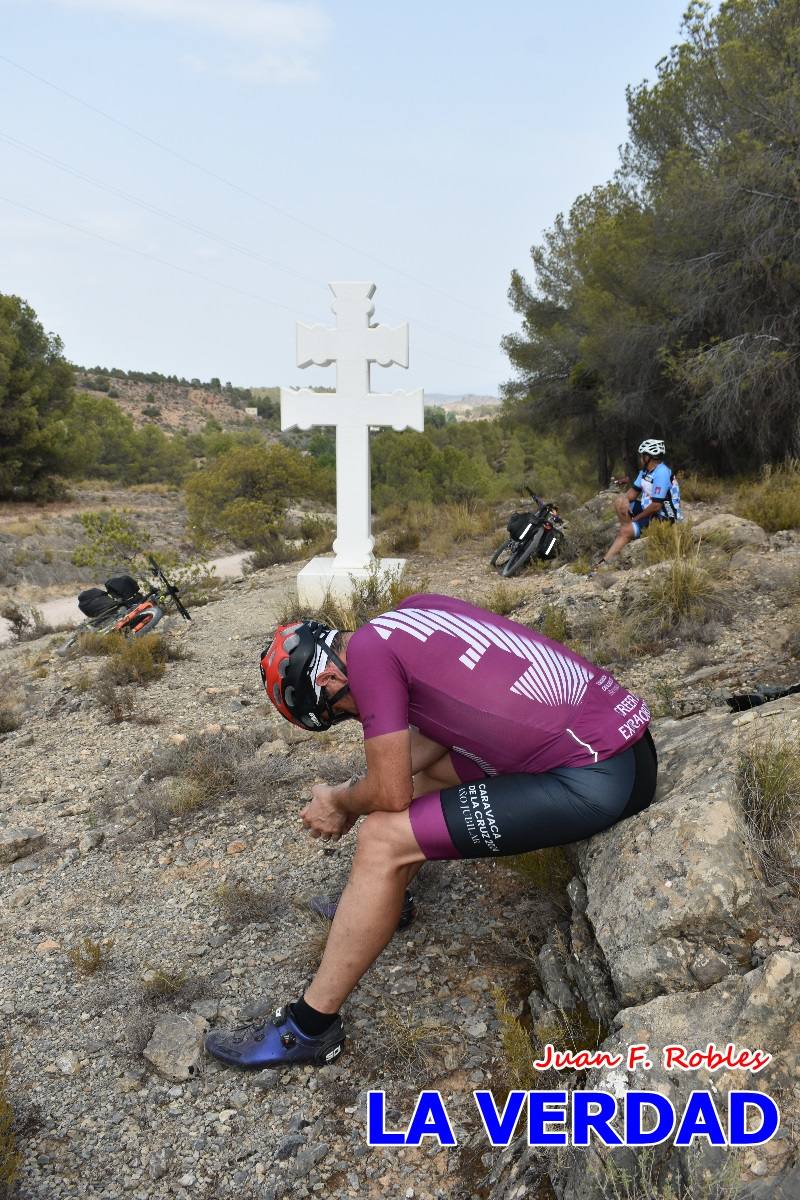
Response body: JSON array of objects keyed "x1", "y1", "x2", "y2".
[{"x1": 346, "y1": 594, "x2": 650, "y2": 774}]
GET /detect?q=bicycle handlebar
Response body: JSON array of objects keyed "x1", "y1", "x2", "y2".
[{"x1": 148, "y1": 557, "x2": 192, "y2": 622}]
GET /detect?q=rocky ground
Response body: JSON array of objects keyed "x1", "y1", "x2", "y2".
[{"x1": 1, "y1": 495, "x2": 799, "y2": 1199}]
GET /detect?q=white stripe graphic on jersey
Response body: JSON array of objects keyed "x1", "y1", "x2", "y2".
[
  {"x1": 452, "y1": 745, "x2": 498, "y2": 776},
  {"x1": 372, "y1": 608, "x2": 592, "y2": 707},
  {"x1": 566, "y1": 728, "x2": 599, "y2": 762}
]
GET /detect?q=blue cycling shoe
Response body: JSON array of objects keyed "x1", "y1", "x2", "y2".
[
  {"x1": 309, "y1": 888, "x2": 416, "y2": 930},
  {"x1": 205, "y1": 1004, "x2": 345, "y2": 1070}
]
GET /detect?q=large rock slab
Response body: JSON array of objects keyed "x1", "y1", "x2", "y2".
[
  {"x1": 693, "y1": 512, "x2": 768, "y2": 547},
  {"x1": 143, "y1": 1013, "x2": 209, "y2": 1081},
  {"x1": 578, "y1": 709, "x2": 767, "y2": 1007},
  {"x1": 0, "y1": 826, "x2": 45, "y2": 864},
  {"x1": 605, "y1": 951, "x2": 800, "y2": 1097}
]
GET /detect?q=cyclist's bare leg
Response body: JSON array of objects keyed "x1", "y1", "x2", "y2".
[
  {"x1": 603, "y1": 521, "x2": 636, "y2": 562},
  {"x1": 597, "y1": 496, "x2": 636, "y2": 563},
  {"x1": 303, "y1": 808, "x2": 426, "y2": 1014}
]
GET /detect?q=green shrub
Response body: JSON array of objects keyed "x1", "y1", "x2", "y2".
[
  {"x1": 184, "y1": 443, "x2": 333, "y2": 548},
  {"x1": 536, "y1": 603, "x2": 569, "y2": 644}
]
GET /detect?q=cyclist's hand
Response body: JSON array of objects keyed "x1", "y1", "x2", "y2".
[{"x1": 300, "y1": 784, "x2": 350, "y2": 841}]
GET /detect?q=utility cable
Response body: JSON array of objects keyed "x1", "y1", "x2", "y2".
[
  {"x1": 0, "y1": 194, "x2": 498, "y2": 376},
  {"x1": 0, "y1": 129, "x2": 500, "y2": 356},
  {"x1": 0, "y1": 52, "x2": 498, "y2": 320}
]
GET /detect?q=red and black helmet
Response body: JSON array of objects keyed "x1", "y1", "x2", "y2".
[{"x1": 259, "y1": 621, "x2": 351, "y2": 731}]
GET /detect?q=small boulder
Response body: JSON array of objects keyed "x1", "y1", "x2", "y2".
[
  {"x1": 143, "y1": 1013, "x2": 209, "y2": 1081},
  {"x1": 693, "y1": 513, "x2": 768, "y2": 548},
  {"x1": 0, "y1": 826, "x2": 45, "y2": 864}
]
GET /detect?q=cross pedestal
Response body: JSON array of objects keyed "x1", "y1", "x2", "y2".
[{"x1": 280, "y1": 281, "x2": 424, "y2": 607}]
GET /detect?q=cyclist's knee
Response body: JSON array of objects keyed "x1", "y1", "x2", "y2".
[{"x1": 355, "y1": 810, "x2": 419, "y2": 866}]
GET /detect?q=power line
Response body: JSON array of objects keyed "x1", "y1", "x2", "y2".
[
  {"x1": 0, "y1": 129, "x2": 500, "y2": 357},
  {"x1": 0, "y1": 194, "x2": 498, "y2": 376},
  {"x1": 0, "y1": 52, "x2": 498, "y2": 321}
]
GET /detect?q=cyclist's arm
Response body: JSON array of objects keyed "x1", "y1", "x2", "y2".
[{"x1": 331, "y1": 730, "x2": 413, "y2": 815}]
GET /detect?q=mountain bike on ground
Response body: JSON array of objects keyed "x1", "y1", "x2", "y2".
[
  {"x1": 490, "y1": 487, "x2": 565, "y2": 578},
  {"x1": 57, "y1": 557, "x2": 191, "y2": 656}
]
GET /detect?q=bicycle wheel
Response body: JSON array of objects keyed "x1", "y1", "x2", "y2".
[
  {"x1": 490, "y1": 540, "x2": 516, "y2": 572},
  {"x1": 501, "y1": 531, "x2": 543, "y2": 578},
  {"x1": 120, "y1": 604, "x2": 165, "y2": 638}
]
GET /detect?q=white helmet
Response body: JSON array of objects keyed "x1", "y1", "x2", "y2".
[{"x1": 638, "y1": 438, "x2": 665, "y2": 457}]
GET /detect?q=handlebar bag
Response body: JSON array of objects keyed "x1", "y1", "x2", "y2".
[
  {"x1": 507, "y1": 511, "x2": 536, "y2": 540},
  {"x1": 105, "y1": 575, "x2": 142, "y2": 603},
  {"x1": 78, "y1": 587, "x2": 117, "y2": 618}
]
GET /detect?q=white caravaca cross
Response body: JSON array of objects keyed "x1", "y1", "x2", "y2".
[{"x1": 280, "y1": 282, "x2": 424, "y2": 572}]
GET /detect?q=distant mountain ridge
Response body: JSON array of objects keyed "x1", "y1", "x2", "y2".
[{"x1": 425, "y1": 392, "x2": 500, "y2": 409}]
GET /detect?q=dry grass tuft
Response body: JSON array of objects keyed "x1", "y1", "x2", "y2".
[
  {"x1": 505, "y1": 845, "x2": 574, "y2": 895},
  {"x1": 623, "y1": 555, "x2": 724, "y2": 646},
  {"x1": 68, "y1": 936, "x2": 114, "y2": 977},
  {"x1": 483, "y1": 581, "x2": 522, "y2": 617},
  {"x1": 0, "y1": 1047, "x2": 20, "y2": 1200},
  {"x1": 275, "y1": 565, "x2": 424, "y2": 631},
  {"x1": 375, "y1": 500, "x2": 494, "y2": 558},
  {"x1": 736, "y1": 461, "x2": 800, "y2": 532},
  {"x1": 588, "y1": 1144, "x2": 745, "y2": 1199},
  {"x1": 378, "y1": 1000, "x2": 448, "y2": 1084},
  {"x1": 0, "y1": 707, "x2": 22, "y2": 735},
  {"x1": 644, "y1": 520, "x2": 696, "y2": 563},
  {"x1": 93, "y1": 679, "x2": 135, "y2": 723},
  {"x1": 215, "y1": 880, "x2": 283, "y2": 926},
  {"x1": 679, "y1": 474, "x2": 725, "y2": 503},
  {"x1": 737, "y1": 732, "x2": 800, "y2": 895},
  {"x1": 139, "y1": 729, "x2": 307, "y2": 827},
  {"x1": 140, "y1": 966, "x2": 189, "y2": 999}
]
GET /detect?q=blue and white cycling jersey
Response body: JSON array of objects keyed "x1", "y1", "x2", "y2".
[{"x1": 633, "y1": 463, "x2": 682, "y2": 522}]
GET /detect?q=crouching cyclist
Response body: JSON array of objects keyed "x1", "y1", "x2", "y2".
[
  {"x1": 592, "y1": 438, "x2": 682, "y2": 572},
  {"x1": 205, "y1": 593, "x2": 657, "y2": 1071}
]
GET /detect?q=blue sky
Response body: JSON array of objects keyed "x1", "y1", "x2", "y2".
[{"x1": 1, "y1": 0, "x2": 689, "y2": 395}]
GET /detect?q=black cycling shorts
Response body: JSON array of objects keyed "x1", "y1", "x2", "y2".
[{"x1": 409, "y1": 731, "x2": 657, "y2": 860}]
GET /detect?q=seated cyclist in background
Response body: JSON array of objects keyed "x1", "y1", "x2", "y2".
[
  {"x1": 205, "y1": 593, "x2": 657, "y2": 1072},
  {"x1": 591, "y1": 438, "x2": 682, "y2": 572}
]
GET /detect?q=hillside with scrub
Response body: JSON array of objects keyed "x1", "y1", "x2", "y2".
[{"x1": 1, "y1": 473, "x2": 800, "y2": 1199}]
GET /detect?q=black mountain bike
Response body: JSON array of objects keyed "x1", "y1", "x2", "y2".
[{"x1": 490, "y1": 488, "x2": 565, "y2": 578}]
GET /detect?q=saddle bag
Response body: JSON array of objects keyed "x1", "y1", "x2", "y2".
[
  {"x1": 105, "y1": 575, "x2": 142, "y2": 603},
  {"x1": 507, "y1": 510, "x2": 535, "y2": 540},
  {"x1": 78, "y1": 587, "x2": 116, "y2": 618}
]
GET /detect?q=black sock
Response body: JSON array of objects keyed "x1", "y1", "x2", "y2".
[{"x1": 290, "y1": 996, "x2": 339, "y2": 1036}]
